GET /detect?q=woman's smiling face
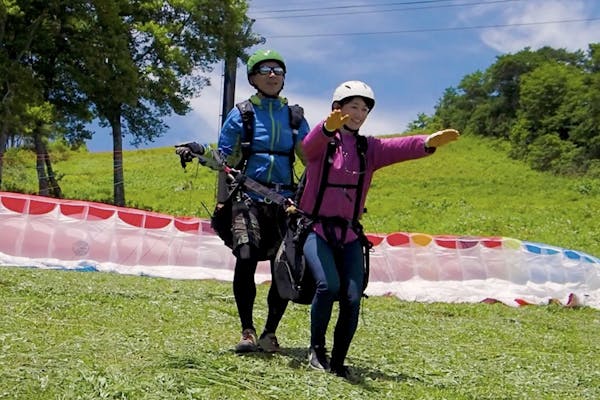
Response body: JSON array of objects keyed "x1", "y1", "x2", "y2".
[{"x1": 338, "y1": 97, "x2": 371, "y2": 131}]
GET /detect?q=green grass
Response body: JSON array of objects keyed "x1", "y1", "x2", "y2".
[
  {"x1": 1, "y1": 268, "x2": 599, "y2": 399},
  {"x1": 3, "y1": 134, "x2": 599, "y2": 256},
  {"x1": 1, "y1": 134, "x2": 600, "y2": 398}
]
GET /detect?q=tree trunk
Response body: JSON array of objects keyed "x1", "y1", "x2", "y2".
[
  {"x1": 0, "y1": 126, "x2": 7, "y2": 189},
  {"x1": 111, "y1": 115, "x2": 125, "y2": 206},
  {"x1": 43, "y1": 142, "x2": 63, "y2": 198},
  {"x1": 34, "y1": 131, "x2": 49, "y2": 196}
]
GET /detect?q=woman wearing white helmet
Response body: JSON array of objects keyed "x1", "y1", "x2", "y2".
[{"x1": 299, "y1": 80, "x2": 459, "y2": 379}]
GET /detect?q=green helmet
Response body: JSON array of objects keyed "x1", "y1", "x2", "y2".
[{"x1": 247, "y1": 49, "x2": 286, "y2": 75}]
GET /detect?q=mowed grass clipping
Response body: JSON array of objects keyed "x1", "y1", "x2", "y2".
[{"x1": 1, "y1": 268, "x2": 599, "y2": 399}]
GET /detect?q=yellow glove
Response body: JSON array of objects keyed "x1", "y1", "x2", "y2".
[
  {"x1": 425, "y1": 129, "x2": 460, "y2": 148},
  {"x1": 324, "y1": 109, "x2": 349, "y2": 132},
  {"x1": 285, "y1": 205, "x2": 298, "y2": 214}
]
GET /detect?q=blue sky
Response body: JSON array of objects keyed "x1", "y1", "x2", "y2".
[{"x1": 87, "y1": 0, "x2": 600, "y2": 152}]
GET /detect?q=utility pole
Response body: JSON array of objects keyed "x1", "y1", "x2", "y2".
[
  {"x1": 216, "y1": 55, "x2": 237, "y2": 203},
  {"x1": 216, "y1": 33, "x2": 265, "y2": 202},
  {"x1": 221, "y1": 54, "x2": 237, "y2": 126},
  {"x1": 220, "y1": 30, "x2": 265, "y2": 126}
]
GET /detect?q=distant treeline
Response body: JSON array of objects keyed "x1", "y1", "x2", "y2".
[{"x1": 409, "y1": 44, "x2": 600, "y2": 177}]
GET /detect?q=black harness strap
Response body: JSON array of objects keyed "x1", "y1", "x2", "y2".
[
  {"x1": 308, "y1": 135, "x2": 369, "y2": 248},
  {"x1": 311, "y1": 140, "x2": 337, "y2": 215},
  {"x1": 235, "y1": 100, "x2": 304, "y2": 186},
  {"x1": 352, "y1": 135, "x2": 368, "y2": 221},
  {"x1": 236, "y1": 101, "x2": 255, "y2": 171}
]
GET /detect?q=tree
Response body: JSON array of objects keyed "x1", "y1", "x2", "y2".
[
  {"x1": 68, "y1": 0, "x2": 256, "y2": 206},
  {"x1": 432, "y1": 43, "x2": 600, "y2": 176},
  {"x1": 509, "y1": 60, "x2": 593, "y2": 173},
  {"x1": 488, "y1": 47, "x2": 585, "y2": 112},
  {"x1": 433, "y1": 87, "x2": 468, "y2": 132},
  {"x1": 2, "y1": 0, "x2": 257, "y2": 205},
  {"x1": 577, "y1": 44, "x2": 600, "y2": 160},
  {"x1": 1, "y1": 0, "x2": 93, "y2": 196},
  {"x1": 405, "y1": 112, "x2": 433, "y2": 132},
  {"x1": 0, "y1": 0, "x2": 49, "y2": 191}
]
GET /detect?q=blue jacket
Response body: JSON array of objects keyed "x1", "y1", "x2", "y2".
[{"x1": 218, "y1": 95, "x2": 310, "y2": 199}]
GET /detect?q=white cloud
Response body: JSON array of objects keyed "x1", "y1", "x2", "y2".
[
  {"x1": 477, "y1": 0, "x2": 599, "y2": 53},
  {"x1": 172, "y1": 67, "x2": 413, "y2": 149}
]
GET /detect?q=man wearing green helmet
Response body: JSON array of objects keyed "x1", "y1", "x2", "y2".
[
  {"x1": 218, "y1": 49, "x2": 310, "y2": 353},
  {"x1": 246, "y1": 49, "x2": 286, "y2": 82}
]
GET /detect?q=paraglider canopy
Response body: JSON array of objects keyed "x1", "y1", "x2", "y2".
[{"x1": 1, "y1": 191, "x2": 599, "y2": 309}]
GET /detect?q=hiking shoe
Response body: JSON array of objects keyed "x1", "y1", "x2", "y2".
[
  {"x1": 308, "y1": 346, "x2": 330, "y2": 371},
  {"x1": 330, "y1": 364, "x2": 350, "y2": 379},
  {"x1": 235, "y1": 329, "x2": 258, "y2": 353},
  {"x1": 258, "y1": 333, "x2": 280, "y2": 353},
  {"x1": 330, "y1": 364, "x2": 359, "y2": 381}
]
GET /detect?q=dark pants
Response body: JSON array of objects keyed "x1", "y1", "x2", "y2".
[
  {"x1": 232, "y1": 200, "x2": 289, "y2": 334},
  {"x1": 303, "y1": 232, "x2": 364, "y2": 367},
  {"x1": 233, "y1": 258, "x2": 289, "y2": 333}
]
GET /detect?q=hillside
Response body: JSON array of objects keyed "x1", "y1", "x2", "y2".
[{"x1": 3, "y1": 134, "x2": 600, "y2": 256}]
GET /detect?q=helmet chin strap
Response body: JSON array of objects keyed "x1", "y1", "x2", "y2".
[
  {"x1": 251, "y1": 79, "x2": 285, "y2": 99},
  {"x1": 257, "y1": 89, "x2": 280, "y2": 99},
  {"x1": 342, "y1": 124, "x2": 360, "y2": 135}
]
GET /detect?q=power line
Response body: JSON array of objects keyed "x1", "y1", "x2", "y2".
[
  {"x1": 253, "y1": 0, "x2": 459, "y2": 14},
  {"x1": 266, "y1": 17, "x2": 600, "y2": 39},
  {"x1": 251, "y1": 0, "x2": 524, "y2": 20}
]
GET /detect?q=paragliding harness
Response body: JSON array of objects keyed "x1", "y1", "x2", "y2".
[
  {"x1": 273, "y1": 134, "x2": 372, "y2": 304},
  {"x1": 178, "y1": 146, "x2": 297, "y2": 223},
  {"x1": 210, "y1": 100, "x2": 305, "y2": 249}
]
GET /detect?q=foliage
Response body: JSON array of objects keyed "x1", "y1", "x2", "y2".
[
  {"x1": 0, "y1": 268, "x2": 599, "y2": 399},
  {"x1": 406, "y1": 112, "x2": 433, "y2": 131},
  {"x1": 1, "y1": 0, "x2": 258, "y2": 206},
  {"x1": 0, "y1": 147, "x2": 37, "y2": 193},
  {"x1": 429, "y1": 44, "x2": 600, "y2": 176}
]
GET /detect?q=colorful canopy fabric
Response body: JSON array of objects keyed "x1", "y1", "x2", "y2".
[{"x1": 1, "y1": 191, "x2": 598, "y2": 308}]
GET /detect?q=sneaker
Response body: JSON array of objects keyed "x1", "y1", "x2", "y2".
[
  {"x1": 235, "y1": 329, "x2": 258, "y2": 353},
  {"x1": 308, "y1": 346, "x2": 330, "y2": 371},
  {"x1": 258, "y1": 333, "x2": 280, "y2": 353}
]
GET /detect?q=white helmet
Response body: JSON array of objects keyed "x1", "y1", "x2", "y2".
[{"x1": 332, "y1": 80, "x2": 375, "y2": 110}]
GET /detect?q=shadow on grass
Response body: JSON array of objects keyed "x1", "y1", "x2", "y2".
[
  {"x1": 163, "y1": 346, "x2": 419, "y2": 387},
  {"x1": 278, "y1": 347, "x2": 418, "y2": 385}
]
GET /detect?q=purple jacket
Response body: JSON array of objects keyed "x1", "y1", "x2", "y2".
[{"x1": 300, "y1": 120, "x2": 433, "y2": 244}]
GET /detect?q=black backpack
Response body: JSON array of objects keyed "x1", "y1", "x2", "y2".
[
  {"x1": 236, "y1": 100, "x2": 304, "y2": 175},
  {"x1": 273, "y1": 213, "x2": 315, "y2": 304},
  {"x1": 210, "y1": 100, "x2": 305, "y2": 249}
]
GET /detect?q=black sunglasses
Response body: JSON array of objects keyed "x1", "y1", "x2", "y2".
[{"x1": 257, "y1": 66, "x2": 285, "y2": 76}]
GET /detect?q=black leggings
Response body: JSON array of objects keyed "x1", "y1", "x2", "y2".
[{"x1": 233, "y1": 257, "x2": 289, "y2": 334}]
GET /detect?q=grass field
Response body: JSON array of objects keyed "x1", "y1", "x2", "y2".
[
  {"x1": 1, "y1": 133, "x2": 600, "y2": 398},
  {"x1": 1, "y1": 268, "x2": 599, "y2": 399}
]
